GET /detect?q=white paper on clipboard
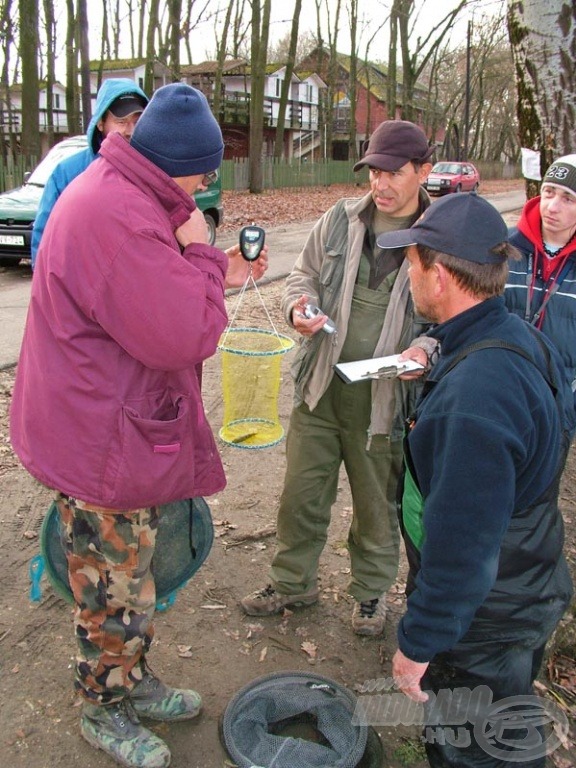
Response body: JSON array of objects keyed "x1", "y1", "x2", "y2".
[{"x1": 334, "y1": 354, "x2": 425, "y2": 384}]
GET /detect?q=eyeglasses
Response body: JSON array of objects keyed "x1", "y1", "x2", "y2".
[{"x1": 202, "y1": 170, "x2": 219, "y2": 186}]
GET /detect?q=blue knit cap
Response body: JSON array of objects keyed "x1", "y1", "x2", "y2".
[{"x1": 131, "y1": 83, "x2": 224, "y2": 177}]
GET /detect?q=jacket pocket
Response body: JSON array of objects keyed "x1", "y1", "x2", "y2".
[{"x1": 102, "y1": 390, "x2": 195, "y2": 507}]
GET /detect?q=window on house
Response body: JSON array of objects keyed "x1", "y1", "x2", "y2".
[
  {"x1": 276, "y1": 78, "x2": 281, "y2": 97},
  {"x1": 54, "y1": 94, "x2": 60, "y2": 110}
]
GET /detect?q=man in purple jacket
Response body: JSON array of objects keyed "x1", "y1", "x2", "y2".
[{"x1": 10, "y1": 84, "x2": 262, "y2": 768}]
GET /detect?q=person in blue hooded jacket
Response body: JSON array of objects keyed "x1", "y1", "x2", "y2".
[
  {"x1": 31, "y1": 78, "x2": 149, "y2": 268},
  {"x1": 376, "y1": 193, "x2": 573, "y2": 768}
]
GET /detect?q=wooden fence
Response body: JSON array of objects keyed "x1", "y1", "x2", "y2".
[
  {"x1": 220, "y1": 158, "x2": 364, "y2": 190},
  {"x1": 0, "y1": 154, "x2": 39, "y2": 192},
  {"x1": 0, "y1": 154, "x2": 520, "y2": 195}
]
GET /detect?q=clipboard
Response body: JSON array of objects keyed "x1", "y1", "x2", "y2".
[{"x1": 334, "y1": 354, "x2": 425, "y2": 383}]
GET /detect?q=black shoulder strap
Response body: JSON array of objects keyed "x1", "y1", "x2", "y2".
[{"x1": 434, "y1": 334, "x2": 558, "y2": 399}]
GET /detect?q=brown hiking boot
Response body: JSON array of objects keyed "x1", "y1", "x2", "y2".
[
  {"x1": 351, "y1": 594, "x2": 387, "y2": 636},
  {"x1": 240, "y1": 584, "x2": 319, "y2": 616}
]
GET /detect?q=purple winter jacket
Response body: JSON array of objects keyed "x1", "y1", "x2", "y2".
[{"x1": 10, "y1": 133, "x2": 228, "y2": 509}]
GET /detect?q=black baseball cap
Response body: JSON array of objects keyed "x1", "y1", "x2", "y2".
[
  {"x1": 376, "y1": 192, "x2": 509, "y2": 264},
  {"x1": 109, "y1": 93, "x2": 148, "y2": 118},
  {"x1": 353, "y1": 120, "x2": 435, "y2": 172}
]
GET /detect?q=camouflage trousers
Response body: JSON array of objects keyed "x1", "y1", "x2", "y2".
[{"x1": 56, "y1": 494, "x2": 159, "y2": 705}]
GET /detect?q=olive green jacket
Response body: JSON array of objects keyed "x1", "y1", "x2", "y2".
[{"x1": 282, "y1": 189, "x2": 431, "y2": 442}]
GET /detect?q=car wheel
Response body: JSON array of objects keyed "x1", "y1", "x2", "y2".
[
  {"x1": 204, "y1": 213, "x2": 217, "y2": 246},
  {"x1": 455, "y1": 183, "x2": 462, "y2": 193},
  {"x1": 473, "y1": 182, "x2": 479, "y2": 192}
]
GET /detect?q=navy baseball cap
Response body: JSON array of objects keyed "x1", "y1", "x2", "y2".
[{"x1": 376, "y1": 192, "x2": 509, "y2": 264}]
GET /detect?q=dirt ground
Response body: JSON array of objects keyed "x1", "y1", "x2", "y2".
[{"x1": 0, "y1": 183, "x2": 575, "y2": 768}]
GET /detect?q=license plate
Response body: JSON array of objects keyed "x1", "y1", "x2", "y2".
[
  {"x1": 0, "y1": 234, "x2": 25, "y2": 246},
  {"x1": 427, "y1": 181, "x2": 440, "y2": 188}
]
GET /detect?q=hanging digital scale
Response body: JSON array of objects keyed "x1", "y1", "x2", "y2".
[{"x1": 239, "y1": 225, "x2": 266, "y2": 262}]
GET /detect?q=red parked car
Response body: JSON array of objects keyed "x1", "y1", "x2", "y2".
[{"x1": 424, "y1": 161, "x2": 481, "y2": 195}]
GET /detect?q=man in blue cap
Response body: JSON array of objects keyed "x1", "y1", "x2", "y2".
[{"x1": 376, "y1": 193, "x2": 573, "y2": 767}]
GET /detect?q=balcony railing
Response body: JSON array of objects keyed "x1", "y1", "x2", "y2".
[{"x1": 213, "y1": 91, "x2": 320, "y2": 131}]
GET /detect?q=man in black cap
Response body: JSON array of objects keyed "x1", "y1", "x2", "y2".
[
  {"x1": 241, "y1": 120, "x2": 435, "y2": 636},
  {"x1": 32, "y1": 78, "x2": 149, "y2": 267},
  {"x1": 376, "y1": 194, "x2": 573, "y2": 767}
]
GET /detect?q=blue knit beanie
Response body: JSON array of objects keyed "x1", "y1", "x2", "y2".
[{"x1": 131, "y1": 83, "x2": 224, "y2": 177}]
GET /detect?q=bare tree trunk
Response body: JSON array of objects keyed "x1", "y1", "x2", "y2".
[
  {"x1": 395, "y1": 0, "x2": 466, "y2": 121},
  {"x1": 426, "y1": 11, "x2": 516, "y2": 165},
  {"x1": 249, "y1": 0, "x2": 271, "y2": 193},
  {"x1": 213, "y1": 0, "x2": 236, "y2": 119},
  {"x1": 312, "y1": 0, "x2": 327, "y2": 157},
  {"x1": 423, "y1": 44, "x2": 440, "y2": 136},
  {"x1": 77, "y1": 0, "x2": 91, "y2": 131},
  {"x1": 145, "y1": 0, "x2": 160, "y2": 94},
  {"x1": 507, "y1": 0, "x2": 576, "y2": 198},
  {"x1": 138, "y1": 0, "x2": 147, "y2": 58},
  {"x1": 361, "y1": 17, "x2": 388, "y2": 137},
  {"x1": 100, "y1": 0, "x2": 111, "y2": 62},
  {"x1": 123, "y1": 0, "x2": 135, "y2": 57},
  {"x1": 167, "y1": 0, "x2": 182, "y2": 80},
  {"x1": 65, "y1": 0, "x2": 80, "y2": 134},
  {"x1": 273, "y1": 0, "x2": 302, "y2": 160},
  {"x1": 387, "y1": 2, "x2": 398, "y2": 119},
  {"x1": 42, "y1": 0, "x2": 55, "y2": 145},
  {"x1": 19, "y1": 0, "x2": 40, "y2": 156},
  {"x1": 324, "y1": 0, "x2": 341, "y2": 160},
  {"x1": 0, "y1": 0, "x2": 17, "y2": 158},
  {"x1": 230, "y1": 0, "x2": 250, "y2": 58},
  {"x1": 347, "y1": 0, "x2": 358, "y2": 161},
  {"x1": 156, "y1": 3, "x2": 170, "y2": 63},
  {"x1": 181, "y1": 0, "x2": 212, "y2": 64}
]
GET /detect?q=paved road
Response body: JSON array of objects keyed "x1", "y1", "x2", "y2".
[{"x1": 0, "y1": 190, "x2": 526, "y2": 369}]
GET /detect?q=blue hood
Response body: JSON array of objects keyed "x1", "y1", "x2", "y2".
[{"x1": 87, "y1": 78, "x2": 149, "y2": 153}]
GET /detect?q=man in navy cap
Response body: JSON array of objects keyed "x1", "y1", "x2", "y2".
[{"x1": 376, "y1": 193, "x2": 573, "y2": 767}]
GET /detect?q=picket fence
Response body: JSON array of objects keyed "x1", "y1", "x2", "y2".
[{"x1": 0, "y1": 154, "x2": 519, "y2": 195}]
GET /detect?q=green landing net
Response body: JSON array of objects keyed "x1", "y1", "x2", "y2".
[{"x1": 218, "y1": 271, "x2": 294, "y2": 449}]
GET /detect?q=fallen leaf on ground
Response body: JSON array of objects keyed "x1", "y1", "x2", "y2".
[
  {"x1": 246, "y1": 623, "x2": 264, "y2": 638},
  {"x1": 301, "y1": 641, "x2": 318, "y2": 659}
]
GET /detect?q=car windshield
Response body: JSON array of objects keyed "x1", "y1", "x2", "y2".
[
  {"x1": 27, "y1": 140, "x2": 87, "y2": 187},
  {"x1": 432, "y1": 163, "x2": 462, "y2": 174}
]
